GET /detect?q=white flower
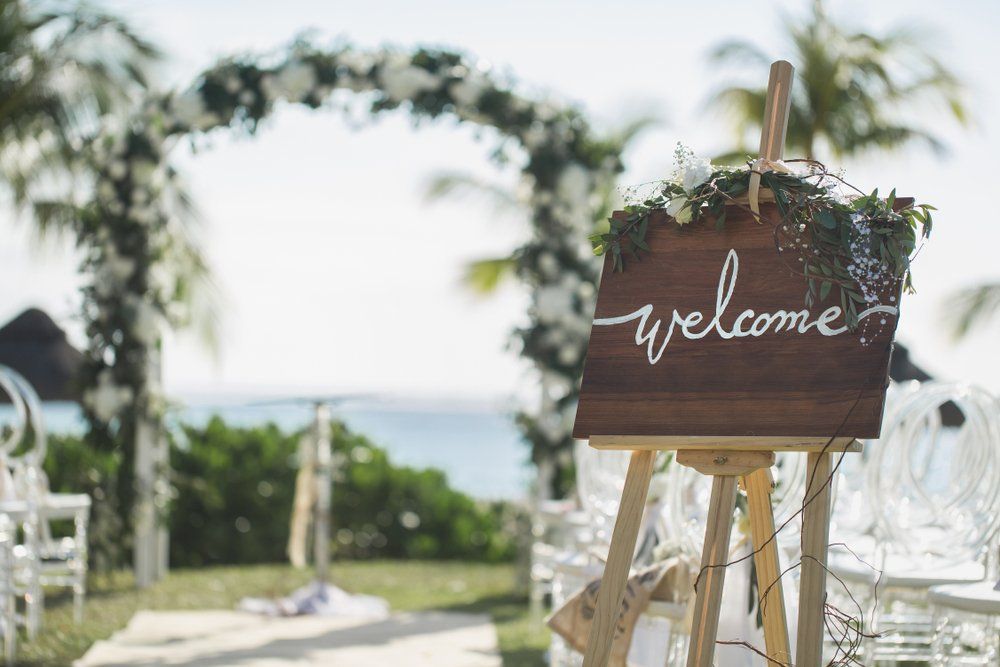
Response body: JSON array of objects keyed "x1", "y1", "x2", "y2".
[
  {"x1": 521, "y1": 124, "x2": 548, "y2": 150},
  {"x1": 535, "y1": 283, "x2": 575, "y2": 324},
  {"x1": 543, "y1": 327, "x2": 567, "y2": 348},
  {"x1": 665, "y1": 196, "x2": 692, "y2": 224},
  {"x1": 557, "y1": 345, "x2": 579, "y2": 366},
  {"x1": 149, "y1": 261, "x2": 176, "y2": 302},
  {"x1": 380, "y1": 61, "x2": 440, "y2": 101},
  {"x1": 338, "y1": 50, "x2": 375, "y2": 76},
  {"x1": 557, "y1": 163, "x2": 590, "y2": 202},
  {"x1": 541, "y1": 371, "x2": 574, "y2": 402},
  {"x1": 130, "y1": 160, "x2": 158, "y2": 187},
  {"x1": 537, "y1": 252, "x2": 559, "y2": 278},
  {"x1": 83, "y1": 370, "x2": 133, "y2": 423},
  {"x1": 535, "y1": 102, "x2": 558, "y2": 122},
  {"x1": 682, "y1": 157, "x2": 713, "y2": 191},
  {"x1": 224, "y1": 75, "x2": 242, "y2": 94},
  {"x1": 127, "y1": 204, "x2": 157, "y2": 226},
  {"x1": 449, "y1": 73, "x2": 488, "y2": 107},
  {"x1": 104, "y1": 244, "x2": 135, "y2": 282},
  {"x1": 126, "y1": 295, "x2": 162, "y2": 346},
  {"x1": 97, "y1": 180, "x2": 116, "y2": 203},
  {"x1": 171, "y1": 91, "x2": 207, "y2": 126},
  {"x1": 561, "y1": 312, "x2": 591, "y2": 339},
  {"x1": 260, "y1": 74, "x2": 279, "y2": 101},
  {"x1": 108, "y1": 160, "x2": 128, "y2": 181},
  {"x1": 537, "y1": 412, "x2": 568, "y2": 442},
  {"x1": 554, "y1": 164, "x2": 592, "y2": 231},
  {"x1": 275, "y1": 62, "x2": 317, "y2": 102}
]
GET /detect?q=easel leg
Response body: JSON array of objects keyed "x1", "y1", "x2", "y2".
[
  {"x1": 686, "y1": 475, "x2": 739, "y2": 667},
  {"x1": 743, "y1": 468, "x2": 791, "y2": 665},
  {"x1": 582, "y1": 450, "x2": 656, "y2": 667},
  {"x1": 796, "y1": 451, "x2": 833, "y2": 667}
]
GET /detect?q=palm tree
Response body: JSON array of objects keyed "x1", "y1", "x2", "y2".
[
  {"x1": 1, "y1": 0, "x2": 160, "y2": 227},
  {"x1": 707, "y1": 0, "x2": 968, "y2": 163}
]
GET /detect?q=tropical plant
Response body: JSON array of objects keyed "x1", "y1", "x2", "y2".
[
  {"x1": 707, "y1": 0, "x2": 968, "y2": 163},
  {"x1": 947, "y1": 283, "x2": 1000, "y2": 338},
  {"x1": 0, "y1": 0, "x2": 159, "y2": 228}
]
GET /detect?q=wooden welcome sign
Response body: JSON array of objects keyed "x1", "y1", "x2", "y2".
[
  {"x1": 576, "y1": 61, "x2": 904, "y2": 667},
  {"x1": 573, "y1": 203, "x2": 901, "y2": 442}
]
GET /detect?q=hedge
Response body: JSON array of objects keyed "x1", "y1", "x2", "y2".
[{"x1": 43, "y1": 417, "x2": 518, "y2": 569}]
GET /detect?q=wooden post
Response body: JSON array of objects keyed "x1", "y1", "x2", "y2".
[
  {"x1": 134, "y1": 342, "x2": 166, "y2": 588},
  {"x1": 748, "y1": 60, "x2": 794, "y2": 214},
  {"x1": 743, "y1": 468, "x2": 791, "y2": 664},
  {"x1": 796, "y1": 451, "x2": 834, "y2": 666},
  {"x1": 581, "y1": 450, "x2": 656, "y2": 667},
  {"x1": 313, "y1": 402, "x2": 333, "y2": 583}
]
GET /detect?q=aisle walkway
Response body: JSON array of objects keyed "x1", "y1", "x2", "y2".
[{"x1": 77, "y1": 609, "x2": 501, "y2": 666}]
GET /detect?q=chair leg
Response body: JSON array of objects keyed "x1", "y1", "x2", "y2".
[
  {"x1": 3, "y1": 592, "x2": 14, "y2": 666},
  {"x1": 73, "y1": 581, "x2": 85, "y2": 625}
]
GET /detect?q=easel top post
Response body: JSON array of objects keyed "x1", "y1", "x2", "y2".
[{"x1": 759, "y1": 60, "x2": 794, "y2": 162}]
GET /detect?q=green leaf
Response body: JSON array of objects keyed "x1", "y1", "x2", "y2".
[{"x1": 816, "y1": 210, "x2": 837, "y2": 229}]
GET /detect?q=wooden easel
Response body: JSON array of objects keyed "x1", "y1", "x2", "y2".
[{"x1": 580, "y1": 62, "x2": 857, "y2": 667}]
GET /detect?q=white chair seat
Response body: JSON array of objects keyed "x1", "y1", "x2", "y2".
[
  {"x1": 929, "y1": 581, "x2": 1000, "y2": 615},
  {"x1": 0, "y1": 500, "x2": 31, "y2": 521},
  {"x1": 40, "y1": 493, "x2": 91, "y2": 519},
  {"x1": 829, "y1": 552, "x2": 985, "y2": 588}
]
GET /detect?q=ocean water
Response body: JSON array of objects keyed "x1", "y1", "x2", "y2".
[{"x1": 0, "y1": 399, "x2": 533, "y2": 500}]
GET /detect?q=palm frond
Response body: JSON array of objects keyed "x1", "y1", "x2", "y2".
[
  {"x1": 461, "y1": 256, "x2": 518, "y2": 295},
  {"x1": 946, "y1": 283, "x2": 1000, "y2": 339},
  {"x1": 607, "y1": 114, "x2": 663, "y2": 152},
  {"x1": 423, "y1": 171, "x2": 522, "y2": 215},
  {"x1": 708, "y1": 40, "x2": 772, "y2": 68}
]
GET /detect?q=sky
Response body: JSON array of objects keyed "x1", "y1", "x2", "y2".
[{"x1": 2, "y1": 0, "x2": 999, "y2": 403}]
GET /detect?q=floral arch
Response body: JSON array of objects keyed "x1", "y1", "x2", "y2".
[{"x1": 74, "y1": 38, "x2": 622, "y2": 562}]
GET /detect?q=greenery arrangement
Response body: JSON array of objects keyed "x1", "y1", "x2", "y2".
[
  {"x1": 592, "y1": 147, "x2": 934, "y2": 330},
  {"x1": 44, "y1": 418, "x2": 519, "y2": 568}
]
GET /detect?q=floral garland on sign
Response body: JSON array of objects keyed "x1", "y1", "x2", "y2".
[
  {"x1": 593, "y1": 145, "x2": 933, "y2": 340},
  {"x1": 76, "y1": 38, "x2": 621, "y2": 502}
]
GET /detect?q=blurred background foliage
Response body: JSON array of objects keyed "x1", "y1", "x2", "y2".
[
  {"x1": 44, "y1": 418, "x2": 520, "y2": 570},
  {"x1": 707, "y1": 0, "x2": 968, "y2": 163}
]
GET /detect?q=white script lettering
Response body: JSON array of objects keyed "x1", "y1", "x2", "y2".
[{"x1": 593, "y1": 249, "x2": 898, "y2": 365}]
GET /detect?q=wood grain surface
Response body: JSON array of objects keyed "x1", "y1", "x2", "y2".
[{"x1": 574, "y1": 203, "x2": 903, "y2": 440}]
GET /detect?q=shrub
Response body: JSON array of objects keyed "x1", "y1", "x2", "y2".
[{"x1": 44, "y1": 417, "x2": 518, "y2": 568}]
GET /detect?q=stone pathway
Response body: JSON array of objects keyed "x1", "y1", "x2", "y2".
[{"x1": 77, "y1": 609, "x2": 501, "y2": 666}]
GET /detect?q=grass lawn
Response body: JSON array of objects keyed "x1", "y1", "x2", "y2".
[{"x1": 18, "y1": 560, "x2": 549, "y2": 666}]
